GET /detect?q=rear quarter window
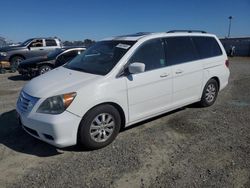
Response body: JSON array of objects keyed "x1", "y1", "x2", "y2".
[
  {"x1": 46, "y1": 39, "x2": 57, "y2": 47},
  {"x1": 192, "y1": 37, "x2": 222, "y2": 59}
]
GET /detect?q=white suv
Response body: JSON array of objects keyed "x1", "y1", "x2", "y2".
[{"x1": 16, "y1": 31, "x2": 230, "y2": 149}]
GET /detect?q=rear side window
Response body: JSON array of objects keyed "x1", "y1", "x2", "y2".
[
  {"x1": 61, "y1": 51, "x2": 78, "y2": 60},
  {"x1": 164, "y1": 37, "x2": 199, "y2": 65},
  {"x1": 129, "y1": 38, "x2": 167, "y2": 71},
  {"x1": 57, "y1": 50, "x2": 78, "y2": 65},
  {"x1": 192, "y1": 37, "x2": 222, "y2": 58},
  {"x1": 46, "y1": 39, "x2": 57, "y2": 47}
]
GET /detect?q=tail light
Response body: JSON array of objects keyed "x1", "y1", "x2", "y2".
[{"x1": 225, "y1": 60, "x2": 229, "y2": 68}]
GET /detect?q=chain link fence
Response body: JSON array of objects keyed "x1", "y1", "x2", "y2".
[{"x1": 220, "y1": 37, "x2": 250, "y2": 57}]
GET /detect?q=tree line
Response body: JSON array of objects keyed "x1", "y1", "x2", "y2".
[{"x1": 63, "y1": 39, "x2": 95, "y2": 47}]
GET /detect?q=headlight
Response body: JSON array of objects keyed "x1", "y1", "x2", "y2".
[
  {"x1": 37, "y1": 92, "x2": 76, "y2": 114},
  {"x1": 0, "y1": 52, "x2": 7, "y2": 56}
]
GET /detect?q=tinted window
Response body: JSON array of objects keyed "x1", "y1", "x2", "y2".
[
  {"x1": 129, "y1": 39, "x2": 166, "y2": 71},
  {"x1": 47, "y1": 48, "x2": 63, "y2": 58},
  {"x1": 21, "y1": 39, "x2": 33, "y2": 46},
  {"x1": 30, "y1": 39, "x2": 43, "y2": 47},
  {"x1": 192, "y1": 37, "x2": 222, "y2": 58},
  {"x1": 46, "y1": 39, "x2": 57, "y2": 47},
  {"x1": 164, "y1": 37, "x2": 199, "y2": 65},
  {"x1": 58, "y1": 51, "x2": 78, "y2": 64}
]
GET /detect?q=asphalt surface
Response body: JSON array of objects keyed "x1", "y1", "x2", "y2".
[{"x1": 0, "y1": 57, "x2": 249, "y2": 188}]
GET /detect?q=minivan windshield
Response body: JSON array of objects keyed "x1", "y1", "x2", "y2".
[{"x1": 64, "y1": 40, "x2": 136, "y2": 75}]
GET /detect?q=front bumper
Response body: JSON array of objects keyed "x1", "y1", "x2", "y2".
[
  {"x1": 16, "y1": 107, "x2": 82, "y2": 148},
  {"x1": 0, "y1": 61, "x2": 11, "y2": 68},
  {"x1": 0, "y1": 56, "x2": 9, "y2": 62},
  {"x1": 18, "y1": 67, "x2": 38, "y2": 75}
]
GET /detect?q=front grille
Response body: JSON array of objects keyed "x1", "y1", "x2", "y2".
[{"x1": 17, "y1": 91, "x2": 39, "y2": 113}]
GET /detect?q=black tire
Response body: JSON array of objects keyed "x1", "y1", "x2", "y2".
[
  {"x1": 0, "y1": 69, "x2": 6, "y2": 74},
  {"x1": 10, "y1": 56, "x2": 24, "y2": 68},
  {"x1": 199, "y1": 79, "x2": 219, "y2": 107},
  {"x1": 38, "y1": 65, "x2": 52, "y2": 75},
  {"x1": 10, "y1": 66, "x2": 17, "y2": 73},
  {"x1": 78, "y1": 104, "x2": 121, "y2": 150}
]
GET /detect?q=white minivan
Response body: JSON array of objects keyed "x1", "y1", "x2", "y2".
[{"x1": 16, "y1": 31, "x2": 230, "y2": 149}]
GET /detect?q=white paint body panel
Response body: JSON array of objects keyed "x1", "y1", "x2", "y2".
[{"x1": 16, "y1": 32, "x2": 230, "y2": 148}]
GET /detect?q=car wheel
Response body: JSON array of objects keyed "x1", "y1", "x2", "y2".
[
  {"x1": 78, "y1": 104, "x2": 121, "y2": 150},
  {"x1": 10, "y1": 56, "x2": 24, "y2": 68},
  {"x1": 10, "y1": 66, "x2": 17, "y2": 73},
  {"x1": 0, "y1": 69, "x2": 6, "y2": 74},
  {"x1": 39, "y1": 65, "x2": 52, "y2": 75},
  {"x1": 199, "y1": 79, "x2": 219, "y2": 107}
]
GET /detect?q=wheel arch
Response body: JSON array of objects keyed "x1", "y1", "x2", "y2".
[
  {"x1": 210, "y1": 76, "x2": 220, "y2": 90},
  {"x1": 9, "y1": 54, "x2": 26, "y2": 62},
  {"x1": 76, "y1": 102, "x2": 126, "y2": 145},
  {"x1": 38, "y1": 63, "x2": 54, "y2": 69},
  {"x1": 78, "y1": 102, "x2": 126, "y2": 130}
]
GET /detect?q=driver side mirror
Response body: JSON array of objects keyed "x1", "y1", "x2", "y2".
[{"x1": 128, "y1": 62, "x2": 145, "y2": 74}]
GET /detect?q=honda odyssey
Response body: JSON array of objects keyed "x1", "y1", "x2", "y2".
[{"x1": 16, "y1": 31, "x2": 230, "y2": 149}]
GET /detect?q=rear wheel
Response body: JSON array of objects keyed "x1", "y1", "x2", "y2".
[
  {"x1": 78, "y1": 104, "x2": 121, "y2": 150},
  {"x1": 38, "y1": 65, "x2": 52, "y2": 75},
  {"x1": 199, "y1": 79, "x2": 219, "y2": 107}
]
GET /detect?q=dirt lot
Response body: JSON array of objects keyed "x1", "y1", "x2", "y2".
[{"x1": 0, "y1": 57, "x2": 250, "y2": 188}]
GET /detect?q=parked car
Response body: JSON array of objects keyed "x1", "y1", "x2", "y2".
[
  {"x1": 16, "y1": 31, "x2": 230, "y2": 150},
  {"x1": 0, "y1": 37, "x2": 62, "y2": 71},
  {"x1": 18, "y1": 47, "x2": 86, "y2": 77}
]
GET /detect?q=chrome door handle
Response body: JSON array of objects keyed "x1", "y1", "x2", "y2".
[
  {"x1": 175, "y1": 70, "x2": 183, "y2": 74},
  {"x1": 160, "y1": 73, "x2": 169, "y2": 78}
]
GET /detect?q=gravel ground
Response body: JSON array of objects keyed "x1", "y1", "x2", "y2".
[{"x1": 0, "y1": 57, "x2": 249, "y2": 188}]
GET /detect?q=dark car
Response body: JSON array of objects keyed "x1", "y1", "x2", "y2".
[
  {"x1": 18, "y1": 47, "x2": 85, "y2": 77},
  {"x1": 0, "y1": 38, "x2": 62, "y2": 71}
]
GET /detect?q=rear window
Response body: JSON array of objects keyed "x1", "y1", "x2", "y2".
[
  {"x1": 46, "y1": 39, "x2": 57, "y2": 47},
  {"x1": 164, "y1": 37, "x2": 199, "y2": 65},
  {"x1": 192, "y1": 37, "x2": 222, "y2": 59}
]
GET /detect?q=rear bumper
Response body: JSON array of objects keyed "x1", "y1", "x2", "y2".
[
  {"x1": 220, "y1": 68, "x2": 230, "y2": 91},
  {"x1": 16, "y1": 108, "x2": 82, "y2": 148}
]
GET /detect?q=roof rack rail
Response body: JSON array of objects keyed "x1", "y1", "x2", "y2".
[
  {"x1": 167, "y1": 30, "x2": 207, "y2": 33},
  {"x1": 135, "y1": 32, "x2": 152, "y2": 35}
]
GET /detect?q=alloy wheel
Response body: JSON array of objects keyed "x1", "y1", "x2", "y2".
[{"x1": 89, "y1": 113, "x2": 115, "y2": 143}]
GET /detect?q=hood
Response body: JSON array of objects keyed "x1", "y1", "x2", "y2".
[
  {"x1": 0, "y1": 45, "x2": 26, "y2": 52},
  {"x1": 19, "y1": 56, "x2": 51, "y2": 67},
  {"x1": 23, "y1": 66, "x2": 102, "y2": 98}
]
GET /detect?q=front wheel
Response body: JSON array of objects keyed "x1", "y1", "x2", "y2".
[
  {"x1": 199, "y1": 79, "x2": 219, "y2": 107},
  {"x1": 78, "y1": 104, "x2": 121, "y2": 150},
  {"x1": 10, "y1": 56, "x2": 24, "y2": 71},
  {"x1": 38, "y1": 65, "x2": 52, "y2": 75}
]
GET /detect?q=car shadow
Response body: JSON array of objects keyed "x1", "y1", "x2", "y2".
[
  {"x1": 121, "y1": 102, "x2": 203, "y2": 132},
  {"x1": 120, "y1": 107, "x2": 186, "y2": 132},
  {"x1": 0, "y1": 104, "x2": 201, "y2": 154},
  {"x1": 8, "y1": 75, "x2": 30, "y2": 81},
  {"x1": 0, "y1": 110, "x2": 62, "y2": 157}
]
